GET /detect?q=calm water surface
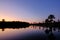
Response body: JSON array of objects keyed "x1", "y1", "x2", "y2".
[{"x1": 0, "y1": 26, "x2": 60, "y2": 40}]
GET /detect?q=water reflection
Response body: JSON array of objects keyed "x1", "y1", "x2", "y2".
[
  {"x1": 0, "y1": 26, "x2": 60, "y2": 40},
  {"x1": 28, "y1": 26, "x2": 60, "y2": 40},
  {"x1": 45, "y1": 27, "x2": 55, "y2": 40},
  {"x1": 0, "y1": 26, "x2": 29, "y2": 31}
]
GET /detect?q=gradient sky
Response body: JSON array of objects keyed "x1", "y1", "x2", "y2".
[{"x1": 0, "y1": 0, "x2": 60, "y2": 23}]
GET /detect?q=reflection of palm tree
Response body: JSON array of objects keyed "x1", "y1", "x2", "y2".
[
  {"x1": 45, "y1": 29, "x2": 50, "y2": 34},
  {"x1": 45, "y1": 27, "x2": 55, "y2": 40},
  {"x1": 48, "y1": 32, "x2": 55, "y2": 40}
]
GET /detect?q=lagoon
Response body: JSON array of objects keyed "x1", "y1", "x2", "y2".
[{"x1": 0, "y1": 26, "x2": 60, "y2": 40}]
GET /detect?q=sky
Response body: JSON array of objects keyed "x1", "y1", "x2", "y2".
[{"x1": 0, "y1": 0, "x2": 60, "y2": 23}]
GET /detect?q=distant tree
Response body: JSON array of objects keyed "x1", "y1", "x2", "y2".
[
  {"x1": 48, "y1": 14, "x2": 55, "y2": 23},
  {"x1": 45, "y1": 14, "x2": 55, "y2": 23},
  {"x1": 45, "y1": 19, "x2": 49, "y2": 23},
  {"x1": 2, "y1": 19, "x2": 5, "y2": 22},
  {"x1": 48, "y1": 14, "x2": 55, "y2": 20}
]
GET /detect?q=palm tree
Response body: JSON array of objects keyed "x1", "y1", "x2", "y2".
[
  {"x1": 48, "y1": 14, "x2": 55, "y2": 20},
  {"x1": 45, "y1": 14, "x2": 55, "y2": 23},
  {"x1": 48, "y1": 14, "x2": 55, "y2": 23}
]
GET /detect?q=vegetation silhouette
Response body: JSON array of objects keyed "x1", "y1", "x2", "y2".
[
  {"x1": 26, "y1": 25, "x2": 60, "y2": 40},
  {"x1": 31, "y1": 14, "x2": 60, "y2": 27},
  {"x1": 45, "y1": 14, "x2": 55, "y2": 23},
  {"x1": 0, "y1": 14, "x2": 60, "y2": 31},
  {"x1": 0, "y1": 19, "x2": 30, "y2": 31},
  {"x1": 0, "y1": 19, "x2": 30, "y2": 27}
]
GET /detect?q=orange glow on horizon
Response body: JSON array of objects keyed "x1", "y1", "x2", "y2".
[
  {"x1": 0, "y1": 17, "x2": 43, "y2": 23},
  {"x1": 0, "y1": 13, "x2": 43, "y2": 23}
]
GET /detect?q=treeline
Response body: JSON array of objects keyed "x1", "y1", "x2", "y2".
[
  {"x1": 0, "y1": 20, "x2": 30, "y2": 28},
  {"x1": 31, "y1": 14, "x2": 60, "y2": 27}
]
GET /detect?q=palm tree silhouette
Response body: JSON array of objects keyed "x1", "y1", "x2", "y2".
[
  {"x1": 48, "y1": 14, "x2": 55, "y2": 20},
  {"x1": 48, "y1": 14, "x2": 55, "y2": 23},
  {"x1": 45, "y1": 14, "x2": 55, "y2": 23}
]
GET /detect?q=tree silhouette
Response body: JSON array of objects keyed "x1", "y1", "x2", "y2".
[
  {"x1": 45, "y1": 19, "x2": 49, "y2": 23},
  {"x1": 48, "y1": 14, "x2": 55, "y2": 20},
  {"x1": 45, "y1": 14, "x2": 55, "y2": 23},
  {"x1": 48, "y1": 14, "x2": 55, "y2": 23}
]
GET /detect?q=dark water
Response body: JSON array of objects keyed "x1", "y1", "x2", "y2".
[{"x1": 0, "y1": 26, "x2": 60, "y2": 40}]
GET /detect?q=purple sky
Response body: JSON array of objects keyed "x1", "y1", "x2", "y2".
[{"x1": 0, "y1": 0, "x2": 60, "y2": 23}]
